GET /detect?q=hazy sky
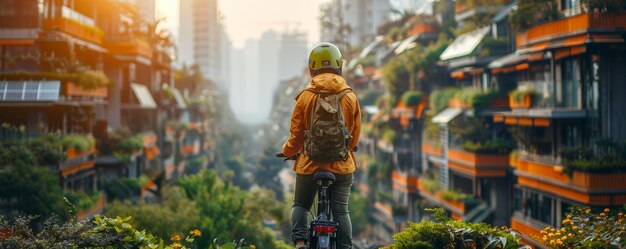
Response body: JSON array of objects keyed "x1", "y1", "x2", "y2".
[{"x1": 156, "y1": 0, "x2": 331, "y2": 48}]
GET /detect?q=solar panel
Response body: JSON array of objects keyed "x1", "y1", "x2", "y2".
[{"x1": 0, "y1": 81, "x2": 60, "y2": 101}]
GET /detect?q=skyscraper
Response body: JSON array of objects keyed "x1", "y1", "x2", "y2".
[
  {"x1": 320, "y1": 0, "x2": 391, "y2": 47},
  {"x1": 178, "y1": 0, "x2": 226, "y2": 85},
  {"x1": 279, "y1": 30, "x2": 308, "y2": 81},
  {"x1": 137, "y1": 0, "x2": 156, "y2": 23}
]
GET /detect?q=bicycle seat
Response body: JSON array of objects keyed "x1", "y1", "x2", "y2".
[{"x1": 313, "y1": 171, "x2": 336, "y2": 182}]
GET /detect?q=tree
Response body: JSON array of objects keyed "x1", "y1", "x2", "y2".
[{"x1": 255, "y1": 141, "x2": 286, "y2": 199}]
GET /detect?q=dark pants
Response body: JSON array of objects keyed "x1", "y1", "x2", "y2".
[{"x1": 292, "y1": 173, "x2": 353, "y2": 248}]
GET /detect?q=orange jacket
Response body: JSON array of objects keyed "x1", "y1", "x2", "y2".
[{"x1": 282, "y1": 73, "x2": 361, "y2": 175}]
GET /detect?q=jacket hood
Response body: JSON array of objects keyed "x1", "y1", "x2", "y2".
[{"x1": 307, "y1": 73, "x2": 351, "y2": 93}]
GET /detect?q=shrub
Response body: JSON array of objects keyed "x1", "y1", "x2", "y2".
[
  {"x1": 62, "y1": 134, "x2": 95, "y2": 152},
  {"x1": 559, "y1": 139, "x2": 626, "y2": 175},
  {"x1": 64, "y1": 191, "x2": 102, "y2": 211},
  {"x1": 401, "y1": 90, "x2": 423, "y2": 106},
  {"x1": 537, "y1": 207, "x2": 626, "y2": 249},
  {"x1": 454, "y1": 88, "x2": 496, "y2": 109},
  {"x1": 439, "y1": 189, "x2": 471, "y2": 202},
  {"x1": 430, "y1": 88, "x2": 460, "y2": 113},
  {"x1": 384, "y1": 208, "x2": 529, "y2": 249},
  {"x1": 461, "y1": 139, "x2": 514, "y2": 154},
  {"x1": 359, "y1": 89, "x2": 382, "y2": 106}
]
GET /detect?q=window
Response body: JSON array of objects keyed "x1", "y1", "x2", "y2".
[
  {"x1": 560, "y1": 58, "x2": 580, "y2": 108},
  {"x1": 522, "y1": 191, "x2": 553, "y2": 225}
]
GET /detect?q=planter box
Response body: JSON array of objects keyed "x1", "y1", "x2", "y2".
[
  {"x1": 422, "y1": 142, "x2": 442, "y2": 157},
  {"x1": 517, "y1": 12, "x2": 626, "y2": 48},
  {"x1": 392, "y1": 170, "x2": 419, "y2": 193},
  {"x1": 515, "y1": 158, "x2": 626, "y2": 205},
  {"x1": 64, "y1": 82, "x2": 107, "y2": 98},
  {"x1": 44, "y1": 18, "x2": 103, "y2": 45},
  {"x1": 509, "y1": 95, "x2": 532, "y2": 108}
]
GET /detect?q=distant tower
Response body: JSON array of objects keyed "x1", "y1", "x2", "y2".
[
  {"x1": 138, "y1": 0, "x2": 156, "y2": 23},
  {"x1": 279, "y1": 30, "x2": 308, "y2": 81},
  {"x1": 178, "y1": 0, "x2": 223, "y2": 84}
]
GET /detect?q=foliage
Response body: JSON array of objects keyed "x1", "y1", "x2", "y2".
[
  {"x1": 65, "y1": 191, "x2": 102, "y2": 212},
  {"x1": 587, "y1": 0, "x2": 626, "y2": 12},
  {"x1": 461, "y1": 139, "x2": 514, "y2": 154},
  {"x1": 0, "y1": 71, "x2": 111, "y2": 89},
  {"x1": 559, "y1": 139, "x2": 626, "y2": 175},
  {"x1": 401, "y1": 91, "x2": 423, "y2": 106},
  {"x1": 105, "y1": 187, "x2": 200, "y2": 242},
  {"x1": 349, "y1": 190, "x2": 371, "y2": 236},
  {"x1": 106, "y1": 127, "x2": 144, "y2": 162},
  {"x1": 439, "y1": 189, "x2": 471, "y2": 202},
  {"x1": 537, "y1": 207, "x2": 626, "y2": 249},
  {"x1": 509, "y1": 87, "x2": 537, "y2": 103},
  {"x1": 382, "y1": 128, "x2": 397, "y2": 144},
  {"x1": 478, "y1": 36, "x2": 509, "y2": 58},
  {"x1": 103, "y1": 177, "x2": 143, "y2": 201},
  {"x1": 163, "y1": 87, "x2": 176, "y2": 99},
  {"x1": 384, "y1": 208, "x2": 528, "y2": 249},
  {"x1": 255, "y1": 142, "x2": 284, "y2": 194},
  {"x1": 62, "y1": 134, "x2": 95, "y2": 152},
  {"x1": 510, "y1": 0, "x2": 559, "y2": 31},
  {"x1": 430, "y1": 88, "x2": 460, "y2": 113},
  {"x1": 0, "y1": 163, "x2": 71, "y2": 221},
  {"x1": 508, "y1": 126, "x2": 552, "y2": 155},
  {"x1": 421, "y1": 174, "x2": 440, "y2": 193},
  {"x1": 359, "y1": 89, "x2": 382, "y2": 106},
  {"x1": 454, "y1": 88, "x2": 496, "y2": 109}
]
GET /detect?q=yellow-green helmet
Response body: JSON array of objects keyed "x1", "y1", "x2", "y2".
[{"x1": 308, "y1": 42, "x2": 343, "y2": 76}]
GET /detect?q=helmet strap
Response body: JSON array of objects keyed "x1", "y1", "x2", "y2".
[{"x1": 311, "y1": 68, "x2": 342, "y2": 77}]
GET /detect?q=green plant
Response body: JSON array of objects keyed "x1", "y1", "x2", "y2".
[
  {"x1": 384, "y1": 208, "x2": 528, "y2": 249},
  {"x1": 454, "y1": 88, "x2": 497, "y2": 109},
  {"x1": 401, "y1": 90, "x2": 423, "y2": 106},
  {"x1": 537, "y1": 207, "x2": 626, "y2": 249},
  {"x1": 510, "y1": 88, "x2": 537, "y2": 103},
  {"x1": 461, "y1": 139, "x2": 514, "y2": 154},
  {"x1": 559, "y1": 139, "x2": 626, "y2": 175},
  {"x1": 510, "y1": 0, "x2": 559, "y2": 31},
  {"x1": 587, "y1": 0, "x2": 626, "y2": 12},
  {"x1": 430, "y1": 88, "x2": 460, "y2": 113},
  {"x1": 359, "y1": 89, "x2": 381, "y2": 106},
  {"x1": 382, "y1": 128, "x2": 397, "y2": 144},
  {"x1": 62, "y1": 134, "x2": 95, "y2": 152},
  {"x1": 103, "y1": 177, "x2": 143, "y2": 201},
  {"x1": 356, "y1": 55, "x2": 376, "y2": 67},
  {"x1": 421, "y1": 174, "x2": 440, "y2": 193},
  {"x1": 163, "y1": 87, "x2": 176, "y2": 99},
  {"x1": 64, "y1": 191, "x2": 102, "y2": 211},
  {"x1": 439, "y1": 189, "x2": 471, "y2": 202}
]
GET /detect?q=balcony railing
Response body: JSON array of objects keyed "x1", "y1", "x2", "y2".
[
  {"x1": 61, "y1": 6, "x2": 95, "y2": 27},
  {"x1": 515, "y1": 155, "x2": 626, "y2": 205},
  {"x1": 43, "y1": 6, "x2": 103, "y2": 44},
  {"x1": 105, "y1": 35, "x2": 153, "y2": 59},
  {"x1": 517, "y1": 12, "x2": 626, "y2": 48}
]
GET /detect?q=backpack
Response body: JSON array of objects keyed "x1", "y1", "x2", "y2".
[{"x1": 302, "y1": 89, "x2": 351, "y2": 162}]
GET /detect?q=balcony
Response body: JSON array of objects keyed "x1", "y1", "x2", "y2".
[
  {"x1": 106, "y1": 36, "x2": 153, "y2": 59},
  {"x1": 60, "y1": 147, "x2": 96, "y2": 177},
  {"x1": 422, "y1": 142, "x2": 442, "y2": 158},
  {"x1": 517, "y1": 12, "x2": 626, "y2": 49},
  {"x1": 447, "y1": 148, "x2": 509, "y2": 177},
  {"x1": 510, "y1": 212, "x2": 546, "y2": 248},
  {"x1": 514, "y1": 156, "x2": 626, "y2": 205},
  {"x1": 64, "y1": 82, "x2": 107, "y2": 98},
  {"x1": 44, "y1": 7, "x2": 104, "y2": 45},
  {"x1": 391, "y1": 170, "x2": 419, "y2": 193}
]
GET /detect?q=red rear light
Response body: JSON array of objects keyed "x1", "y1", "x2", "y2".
[{"x1": 314, "y1": 226, "x2": 335, "y2": 233}]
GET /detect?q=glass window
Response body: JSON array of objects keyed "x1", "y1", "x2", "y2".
[{"x1": 561, "y1": 59, "x2": 580, "y2": 108}]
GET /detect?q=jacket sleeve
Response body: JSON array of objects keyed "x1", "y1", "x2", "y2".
[
  {"x1": 344, "y1": 92, "x2": 361, "y2": 150},
  {"x1": 281, "y1": 95, "x2": 306, "y2": 157}
]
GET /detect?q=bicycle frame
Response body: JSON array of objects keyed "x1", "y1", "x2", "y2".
[{"x1": 309, "y1": 174, "x2": 338, "y2": 249}]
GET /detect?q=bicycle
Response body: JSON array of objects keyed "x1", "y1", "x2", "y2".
[{"x1": 277, "y1": 153, "x2": 339, "y2": 249}]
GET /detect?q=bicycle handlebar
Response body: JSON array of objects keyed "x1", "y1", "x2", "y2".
[{"x1": 276, "y1": 152, "x2": 298, "y2": 161}]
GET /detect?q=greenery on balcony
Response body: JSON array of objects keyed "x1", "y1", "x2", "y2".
[
  {"x1": 439, "y1": 189, "x2": 472, "y2": 202},
  {"x1": 62, "y1": 134, "x2": 95, "y2": 152},
  {"x1": 510, "y1": 0, "x2": 560, "y2": 31},
  {"x1": 401, "y1": 90, "x2": 424, "y2": 106},
  {"x1": 478, "y1": 37, "x2": 509, "y2": 58},
  {"x1": 559, "y1": 139, "x2": 626, "y2": 175},
  {"x1": 509, "y1": 87, "x2": 538, "y2": 106},
  {"x1": 101, "y1": 127, "x2": 144, "y2": 162},
  {"x1": 64, "y1": 190, "x2": 101, "y2": 212},
  {"x1": 538, "y1": 207, "x2": 626, "y2": 249},
  {"x1": 383, "y1": 208, "x2": 527, "y2": 249},
  {"x1": 421, "y1": 173, "x2": 440, "y2": 193},
  {"x1": 450, "y1": 118, "x2": 514, "y2": 154},
  {"x1": 358, "y1": 89, "x2": 382, "y2": 106},
  {"x1": 382, "y1": 128, "x2": 397, "y2": 144},
  {"x1": 0, "y1": 71, "x2": 111, "y2": 89},
  {"x1": 103, "y1": 177, "x2": 145, "y2": 201},
  {"x1": 430, "y1": 87, "x2": 460, "y2": 113},
  {"x1": 453, "y1": 87, "x2": 497, "y2": 109}
]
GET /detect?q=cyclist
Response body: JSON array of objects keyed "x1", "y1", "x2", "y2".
[{"x1": 280, "y1": 42, "x2": 361, "y2": 249}]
